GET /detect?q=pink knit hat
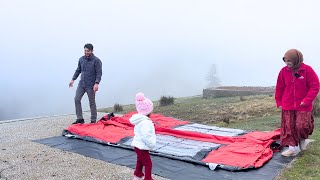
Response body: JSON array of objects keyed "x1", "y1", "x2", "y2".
[{"x1": 135, "y1": 92, "x2": 153, "y2": 115}]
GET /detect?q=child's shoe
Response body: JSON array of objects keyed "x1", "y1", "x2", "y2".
[{"x1": 133, "y1": 175, "x2": 143, "y2": 180}]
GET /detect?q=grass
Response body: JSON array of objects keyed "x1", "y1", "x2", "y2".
[
  {"x1": 211, "y1": 115, "x2": 282, "y2": 131},
  {"x1": 99, "y1": 95, "x2": 280, "y2": 123},
  {"x1": 98, "y1": 95, "x2": 320, "y2": 179}
]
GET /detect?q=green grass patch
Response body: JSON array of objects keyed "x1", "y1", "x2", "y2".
[{"x1": 211, "y1": 115, "x2": 282, "y2": 131}]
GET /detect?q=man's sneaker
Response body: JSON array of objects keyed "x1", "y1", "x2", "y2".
[
  {"x1": 90, "y1": 120, "x2": 96, "y2": 124},
  {"x1": 72, "y1": 119, "x2": 84, "y2": 124},
  {"x1": 281, "y1": 148, "x2": 297, "y2": 157},
  {"x1": 299, "y1": 139, "x2": 308, "y2": 150}
]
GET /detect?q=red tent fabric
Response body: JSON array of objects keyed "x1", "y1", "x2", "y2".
[
  {"x1": 65, "y1": 112, "x2": 280, "y2": 170},
  {"x1": 67, "y1": 120, "x2": 134, "y2": 143},
  {"x1": 67, "y1": 112, "x2": 190, "y2": 143},
  {"x1": 202, "y1": 130, "x2": 280, "y2": 168}
]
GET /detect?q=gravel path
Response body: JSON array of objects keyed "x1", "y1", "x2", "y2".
[{"x1": 0, "y1": 113, "x2": 167, "y2": 180}]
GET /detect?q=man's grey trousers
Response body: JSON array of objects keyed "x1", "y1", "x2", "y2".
[{"x1": 74, "y1": 85, "x2": 97, "y2": 122}]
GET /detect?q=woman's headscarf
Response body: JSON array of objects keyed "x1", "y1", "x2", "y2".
[{"x1": 283, "y1": 49, "x2": 304, "y2": 70}]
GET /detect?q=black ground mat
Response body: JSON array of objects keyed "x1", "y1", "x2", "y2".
[{"x1": 34, "y1": 136, "x2": 295, "y2": 180}]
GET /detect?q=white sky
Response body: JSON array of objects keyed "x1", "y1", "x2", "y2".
[{"x1": 1, "y1": 0, "x2": 319, "y2": 119}]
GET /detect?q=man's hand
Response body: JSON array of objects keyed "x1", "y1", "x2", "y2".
[
  {"x1": 69, "y1": 80, "x2": 74, "y2": 88},
  {"x1": 93, "y1": 83, "x2": 99, "y2": 92}
]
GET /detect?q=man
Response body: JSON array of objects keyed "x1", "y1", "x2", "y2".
[{"x1": 69, "y1": 43, "x2": 102, "y2": 124}]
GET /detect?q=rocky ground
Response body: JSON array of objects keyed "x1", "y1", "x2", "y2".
[{"x1": 0, "y1": 112, "x2": 167, "y2": 180}]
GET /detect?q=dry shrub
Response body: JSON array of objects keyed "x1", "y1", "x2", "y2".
[
  {"x1": 159, "y1": 96, "x2": 174, "y2": 106},
  {"x1": 113, "y1": 103, "x2": 123, "y2": 112},
  {"x1": 222, "y1": 115, "x2": 230, "y2": 124}
]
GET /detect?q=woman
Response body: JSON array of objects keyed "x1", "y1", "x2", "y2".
[{"x1": 275, "y1": 49, "x2": 319, "y2": 156}]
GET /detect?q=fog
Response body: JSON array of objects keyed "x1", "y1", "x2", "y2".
[{"x1": 1, "y1": 0, "x2": 320, "y2": 120}]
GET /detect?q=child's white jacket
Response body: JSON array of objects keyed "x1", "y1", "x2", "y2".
[{"x1": 129, "y1": 114, "x2": 156, "y2": 150}]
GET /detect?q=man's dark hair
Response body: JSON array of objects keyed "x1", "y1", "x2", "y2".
[{"x1": 84, "y1": 43, "x2": 94, "y2": 51}]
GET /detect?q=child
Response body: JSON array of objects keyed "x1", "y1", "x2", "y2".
[
  {"x1": 129, "y1": 92, "x2": 156, "y2": 180},
  {"x1": 275, "y1": 49, "x2": 319, "y2": 156}
]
